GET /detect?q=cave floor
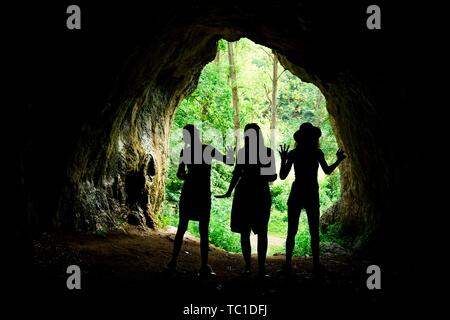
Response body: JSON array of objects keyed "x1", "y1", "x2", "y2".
[{"x1": 29, "y1": 226, "x2": 414, "y2": 317}]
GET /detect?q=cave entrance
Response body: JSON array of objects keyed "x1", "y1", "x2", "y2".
[{"x1": 161, "y1": 38, "x2": 341, "y2": 256}]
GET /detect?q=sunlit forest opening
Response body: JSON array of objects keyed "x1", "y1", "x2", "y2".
[{"x1": 161, "y1": 38, "x2": 344, "y2": 256}]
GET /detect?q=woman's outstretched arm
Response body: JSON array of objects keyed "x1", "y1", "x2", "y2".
[
  {"x1": 318, "y1": 149, "x2": 346, "y2": 175},
  {"x1": 215, "y1": 149, "x2": 243, "y2": 198},
  {"x1": 215, "y1": 164, "x2": 242, "y2": 198}
]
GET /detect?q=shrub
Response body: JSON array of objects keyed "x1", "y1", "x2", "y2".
[
  {"x1": 159, "y1": 200, "x2": 179, "y2": 228},
  {"x1": 271, "y1": 181, "x2": 290, "y2": 212},
  {"x1": 320, "y1": 223, "x2": 353, "y2": 249},
  {"x1": 292, "y1": 214, "x2": 312, "y2": 256}
]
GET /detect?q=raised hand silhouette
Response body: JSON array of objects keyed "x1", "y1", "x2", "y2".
[
  {"x1": 336, "y1": 149, "x2": 346, "y2": 161},
  {"x1": 278, "y1": 144, "x2": 290, "y2": 161}
]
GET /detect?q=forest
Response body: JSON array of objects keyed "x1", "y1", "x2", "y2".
[{"x1": 161, "y1": 39, "x2": 347, "y2": 256}]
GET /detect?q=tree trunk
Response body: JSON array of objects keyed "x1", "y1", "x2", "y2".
[
  {"x1": 215, "y1": 49, "x2": 220, "y2": 64},
  {"x1": 315, "y1": 89, "x2": 322, "y2": 112},
  {"x1": 270, "y1": 54, "x2": 278, "y2": 150},
  {"x1": 227, "y1": 42, "x2": 241, "y2": 150}
]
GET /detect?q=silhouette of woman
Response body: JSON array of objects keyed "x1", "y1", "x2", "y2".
[
  {"x1": 216, "y1": 123, "x2": 277, "y2": 278},
  {"x1": 166, "y1": 124, "x2": 233, "y2": 277},
  {"x1": 279, "y1": 122, "x2": 346, "y2": 273}
]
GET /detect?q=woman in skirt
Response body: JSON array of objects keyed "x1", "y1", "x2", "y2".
[
  {"x1": 166, "y1": 124, "x2": 232, "y2": 277},
  {"x1": 217, "y1": 123, "x2": 277, "y2": 278}
]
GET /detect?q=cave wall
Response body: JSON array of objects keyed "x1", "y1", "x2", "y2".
[
  {"x1": 9, "y1": 2, "x2": 426, "y2": 261},
  {"x1": 55, "y1": 24, "x2": 220, "y2": 230}
]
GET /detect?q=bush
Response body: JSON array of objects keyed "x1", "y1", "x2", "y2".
[
  {"x1": 268, "y1": 209, "x2": 288, "y2": 237},
  {"x1": 271, "y1": 181, "x2": 290, "y2": 212},
  {"x1": 292, "y1": 214, "x2": 312, "y2": 256},
  {"x1": 159, "y1": 200, "x2": 179, "y2": 228},
  {"x1": 319, "y1": 172, "x2": 341, "y2": 212},
  {"x1": 209, "y1": 198, "x2": 241, "y2": 252},
  {"x1": 320, "y1": 223, "x2": 353, "y2": 249}
]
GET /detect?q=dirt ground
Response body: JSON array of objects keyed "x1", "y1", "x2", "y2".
[{"x1": 28, "y1": 226, "x2": 422, "y2": 318}]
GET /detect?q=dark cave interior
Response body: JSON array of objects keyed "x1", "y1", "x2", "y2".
[{"x1": 5, "y1": 1, "x2": 436, "y2": 315}]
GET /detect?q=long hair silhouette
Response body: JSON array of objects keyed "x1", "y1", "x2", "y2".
[{"x1": 216, "y1": 123, "x2": 277, "y2": 278}]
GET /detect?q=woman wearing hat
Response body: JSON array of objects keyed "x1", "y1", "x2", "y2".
[{"x1": 279, "y1": 122, "x2": 346, "y2": 273}]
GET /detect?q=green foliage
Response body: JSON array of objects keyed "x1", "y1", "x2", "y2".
[
  {"x1": 270, "y1": 183, "x2": 290, "y2": 213},
  {"x1": 292, "y1": 219, "x2": 353, "y2": 256},
  {"x1": 267, "y1": 209, "x2": 288, "y2": 237},
  {"x1": 160, "y1": 198, "x2": 241, "y2": 253},
  {"x1": 292, "y1": 214, "x2": 312, "y2": 256},
  {"x1": 207, "y1": 200, "x2": 241, "y2": 253},
  {"x1": 159, "y1": 200, "x2": 179, "y2": 228},
  {"x1": 319, "y1": 172, "x2": 341, "y2": 211},
  {"x1": 161, "y1": 38, "x2": 346, "y2": 256},
  {"x1": 320, "y1": 223, "x2": 354, "y2": 249}
]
